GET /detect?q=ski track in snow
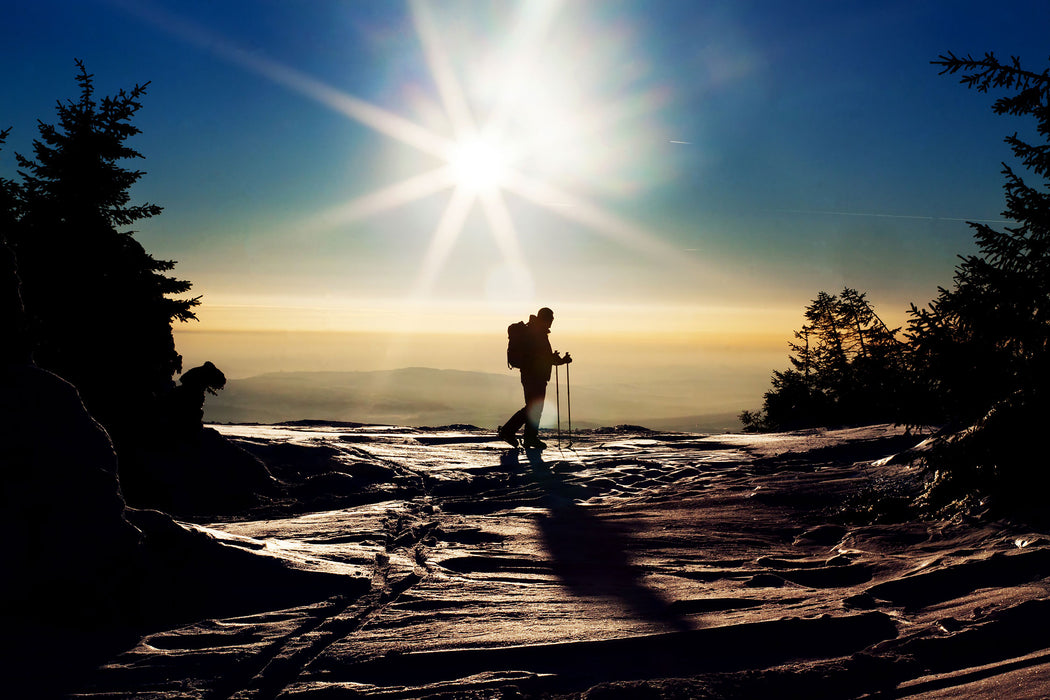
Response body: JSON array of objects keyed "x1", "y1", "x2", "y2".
[{"x1": 74, "y1": 424, "x2": 1050, "y2": 699}]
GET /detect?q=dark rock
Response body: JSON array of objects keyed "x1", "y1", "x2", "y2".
[
  {"x1": 0, "y1": 364, "x2": 142, "y2": 621},
  {"x1": 745, "y1": 573, "x2": 788, "y2": 588},
  {"x1": 113, "y1": 360, "x2": 278, "y2": 516},
  {"x1": 0, "y1": 364, "x2": 365, "y2": 698},
  {"x1": 344, "y1": 460, "x2": 397, "y2": 482},
  {"x1": 296, "y1": 471, "x2": 358, "y2": 498},
  {"x1": 844, "y1": 593, "x2": 878, "y2": 610},
  {"x1": 593, "y1": 425, "x2": 653, "y2": 434},
  {"x1": 121, "y1": 426, "x2": 278, "y2": 515},
  {"x1": 419, "y1": 424, "x2": 483, "y2": 431}
]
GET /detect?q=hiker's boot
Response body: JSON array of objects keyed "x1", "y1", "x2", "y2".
[
  {"x1": 522, "y1": 435, "x2": 547, "y2": 450},
  {"x1": 496, "y1": 425, "x2": 519, "y2": 448}
]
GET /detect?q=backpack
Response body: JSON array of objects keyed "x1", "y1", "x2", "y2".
[{"x1": 507, "y1": 321, "x2": 528, "y2": 369}]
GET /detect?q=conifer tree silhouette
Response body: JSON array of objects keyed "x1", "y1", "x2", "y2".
[
  {"x1": 1, "y1": 127, "x2": 32, "y2": 365},
  {"x1": 902, "y1": 53, "x2": 1049, "y2": 504},
  {"x1": 8, "y1": 60, "x2": 199, "y2": 440},
  {"x1": 0, "y1": 127, "x2": 16, "y2": 228},
  {"x1": 744, "y1": 288, "x2": 904, "y2": 431},
  {"x1": 907, "y1": 53, "x2": 1049, "y2": 428}
]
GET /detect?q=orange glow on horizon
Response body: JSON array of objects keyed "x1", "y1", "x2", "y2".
[{"x1": 178, "y1": 295, "x2": 799, "y2": 345}]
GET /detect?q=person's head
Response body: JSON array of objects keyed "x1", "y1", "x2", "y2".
[{"x1": 537, "y1": 307, "x2": 554, "y2": 330}]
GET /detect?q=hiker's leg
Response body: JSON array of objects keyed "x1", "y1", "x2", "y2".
[
  {"x1": 523, "y1": 378, "x2": 547, "y2": 439},
  {"x1": 503, "y1": 406, "x2": 527, "y2": 434}
]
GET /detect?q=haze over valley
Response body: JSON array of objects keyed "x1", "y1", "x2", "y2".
[
  {"x1": 203, "y1": 367, "x2": 753, "y2": 432},
  {"x1": 182, "y1": 327, "x2": 782, "y2": 431}
]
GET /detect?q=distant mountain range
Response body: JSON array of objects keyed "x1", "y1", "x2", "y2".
[{"x1": 204, "y1": 368, "x2": 743, "y2": 433}]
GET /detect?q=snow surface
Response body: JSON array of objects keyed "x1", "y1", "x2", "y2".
[{"x1": 64, "y1": 423, "x2": 1050, "y2": 699}]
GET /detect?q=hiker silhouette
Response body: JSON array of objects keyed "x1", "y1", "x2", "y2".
[{"x1": 499, "y1": 307, "x2": 571, "y2": 450}]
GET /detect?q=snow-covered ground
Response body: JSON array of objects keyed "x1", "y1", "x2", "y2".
[{"x1": 68, "y1": 423, "x2": 1050, "y2": 699}]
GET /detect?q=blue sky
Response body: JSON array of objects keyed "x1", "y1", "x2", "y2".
[{"x1": 2, "y1": 1, "x2": 1049, "y2": 394}]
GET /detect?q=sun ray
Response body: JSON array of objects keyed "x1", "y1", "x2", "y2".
[
  {"x1": 482, "y1": 0, "x2": 563, "y2": 144},
  {"x1": 301, "y1": 166, "x2": 456, "y2": 234},
  {"x1": 478, "y1": 188, "x2": 534, "y2": 302},
  {"x1": 506, "y1": 86, "x2": 669, "y2": 171},
  {"x1": 299, "y1": 78, "x2": 451, "y2": 160},
  {"x1": 113, "y1": 0, "x2": 452, "y2": 159},
  {"x1": 410, "y1": 0, "x2": 478, "y2": 139},
  {"x1": 504, "y1": 170, "x2": 692, "y2": 268},
  {"x1": 479, "y1": 189, "x2": 529, "y2": 271},
  {"x1": 410, "y1": 186, "x2": 477, "y2": 298}
]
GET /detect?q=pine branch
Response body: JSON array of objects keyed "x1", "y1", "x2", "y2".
[{"x1": 932, "y1": 52, "x2": 1050, "y2": 93}]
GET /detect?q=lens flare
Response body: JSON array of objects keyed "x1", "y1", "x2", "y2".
[{"x1": 117, "y1": 0, "x2": 686, "y2": 308}]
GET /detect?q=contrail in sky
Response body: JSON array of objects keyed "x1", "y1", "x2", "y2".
[{"x1": 777, "y1": 208, "x2": 1011, "y2": 224}]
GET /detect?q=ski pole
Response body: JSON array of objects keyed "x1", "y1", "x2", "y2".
[
  {"x1": 555, "y1": 363, "x2": 561, "y2": 448},
  {"x1": 566, "y1": 359, "x2": 572, "y2": 447}
]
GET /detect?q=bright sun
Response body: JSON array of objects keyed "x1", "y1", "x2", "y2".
[
  {"x1": 448, "y1": 135, "x2": 511, "y2": 193},
  {"x1": 274, "y1": 0, "x2": 677, "y2": 302}
]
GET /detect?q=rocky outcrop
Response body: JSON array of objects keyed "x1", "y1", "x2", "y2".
[
  {"x1": 0, "y1": 363, "x2": 142, "y2": 622},
  {"x1": 119, "y1": 361, "x2": 279, "y2": 516}
]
